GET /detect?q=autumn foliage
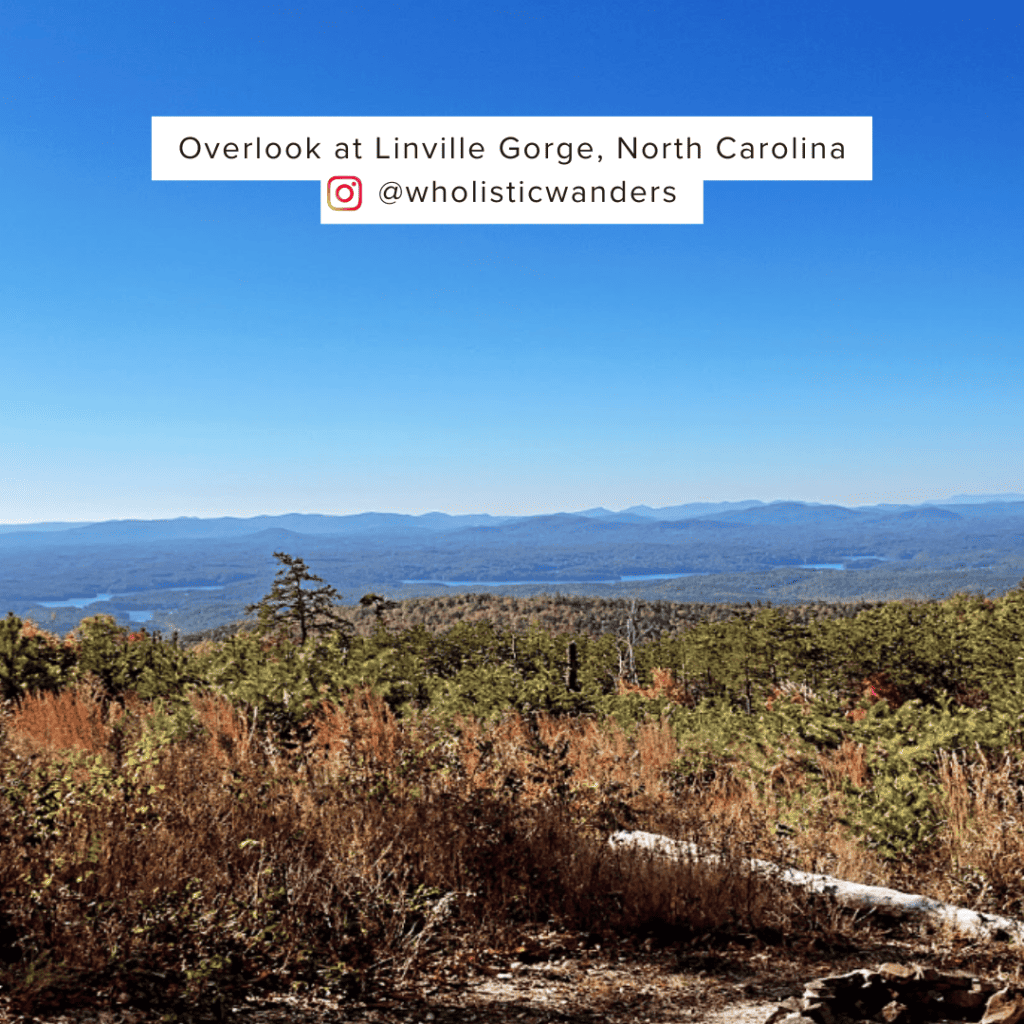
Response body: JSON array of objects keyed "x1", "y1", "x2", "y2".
[{"x1": 3, "y1": 584, "x2": 1024, "y2": 1013}]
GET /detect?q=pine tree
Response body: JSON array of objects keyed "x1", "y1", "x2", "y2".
[
  {"x1": 246, "y1": 552, "x2": 351, "y2": 644},
  {"x1": 360, "y1": 592, "x2": 398, "y2": 630}
]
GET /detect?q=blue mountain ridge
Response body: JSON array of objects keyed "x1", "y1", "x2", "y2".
[
  {"x1": 3, "y1": 495, "x2": 1023, "y2": 630},
  {"x1": 1, "y1": 497, "x2": 1022, "y2": 547}
]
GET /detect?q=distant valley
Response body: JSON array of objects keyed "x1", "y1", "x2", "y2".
[{"x1": 2, "y1": 496, "x2": 1023, "y2": 634}]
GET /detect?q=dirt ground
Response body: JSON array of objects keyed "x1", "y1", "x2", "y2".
[{"x1": 2, "y1": 929, "x2": 1021, "y2": 1023}]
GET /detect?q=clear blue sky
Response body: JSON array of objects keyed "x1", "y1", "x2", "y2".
[{"x1": 2, "y1": 1, "x2": 1021, "y2": 522}]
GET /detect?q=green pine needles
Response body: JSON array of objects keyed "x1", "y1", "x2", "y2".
[{"x1": 245, "y1": 551, "x2": 353, "y2": 645}]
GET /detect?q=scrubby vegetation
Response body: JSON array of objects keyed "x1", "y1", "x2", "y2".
[
  {"x1": 329, "y1": 590, "x2": 888, "y2": 638},
  {"x1": 3, "y1": 580, "x2": 1024, "y2": 1016}
]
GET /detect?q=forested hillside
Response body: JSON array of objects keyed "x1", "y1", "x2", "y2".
[
  {"x1": 4, "y1": 583, "x2": 1024, "y2": 1014},
  {"x1": 265, "y1": 590, "x2": 891, "y2": 642}
]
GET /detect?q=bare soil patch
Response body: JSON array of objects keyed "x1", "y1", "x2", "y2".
[{"x1": 3, "y1": 931, "x2": 1021, "y2": 1024}]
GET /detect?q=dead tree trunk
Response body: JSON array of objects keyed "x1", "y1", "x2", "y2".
[
  {"x1": 565, "y1": 641, "x2": 580, "y2": 692},
  {"x1": 608, "y1": 830, "x2": 1024, "y2": 942}
]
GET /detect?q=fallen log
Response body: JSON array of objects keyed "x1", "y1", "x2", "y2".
[{"x1": 607, "y1": 829, "x2": 1024, "y2": 943}]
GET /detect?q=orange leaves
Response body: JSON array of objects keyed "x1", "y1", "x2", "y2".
[
  {"x1": 859, "y1": 671, "x2": 905, "y2": 708},
  {"x1": 843, "y1": 672, "x2": 906, "y2": 722},
  {"x1": 616, "y1": 666, "x2": 693, "y2": 706},
  {"x1": 189, "y1": 691, "x2": 256, "y2": 766},
  {"x1": 6, "y1": 682, "x2": 116, "y2": 756}
]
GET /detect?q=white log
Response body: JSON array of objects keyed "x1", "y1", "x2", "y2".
[{"x1": 608, "y1": 829, "x2": 1024, "y2": 943}]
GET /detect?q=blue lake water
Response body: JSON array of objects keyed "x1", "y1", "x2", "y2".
[
  {"x1": 38, "y1": 593, "x2": 116, "y2": 608},
  {"x1": 799, "y1": 556, "x2": 888, "y2": 570},
  {"x1": 37, "y1": 584, "x2": 225, "y2": 614},
  {"x1": 400, "y1": 572, "x2": 708, "y2": 586},
  {"x1": 400, "y1": 559, "x2": 891, "y2": 585},
  {"x1": 620, "y1": 572, "x2": 707, "y2": 581}
]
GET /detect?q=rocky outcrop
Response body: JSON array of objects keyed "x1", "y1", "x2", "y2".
[{"x1": 764, "y1": 964, "x2": 1024, "y2": 1024}]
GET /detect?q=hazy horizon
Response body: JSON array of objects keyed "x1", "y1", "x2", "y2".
[{"x1": 3, "y1": 492, "x2": 1024, "y2": 529}]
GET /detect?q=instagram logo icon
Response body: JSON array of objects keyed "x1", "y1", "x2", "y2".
[{"x1": 327, "y1": 176, "x2": 362, "y2": 211}]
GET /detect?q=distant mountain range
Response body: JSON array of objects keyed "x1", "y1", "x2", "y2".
[
  {"x1": 3, "y1": 494, "x2": 1024, "y2": 544},
  {"x1": 0, "y1": 511, "x2": 518, "y2": 544},
  {"x1": 1, "y1": 496, "x2": 1022, "y2": 634},
  {"x1": 575, "y1": 500, "x2": 766, "y2": 521}
]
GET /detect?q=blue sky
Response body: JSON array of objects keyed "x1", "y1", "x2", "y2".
[{"x1": 2, "y1": 0, "x2": 1021, "y2": 522}]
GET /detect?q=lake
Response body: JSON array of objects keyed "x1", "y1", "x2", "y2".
[
  {"x1": 799, "y1": 556, "x2": 889, "y2": 571},
  {"x1": 36, "y1": 583, "x2": 227, "y2": 624},
  {"x1": 400, "y1": 572, "x2": 709, "y2": 586},
  {"x1": 36, "y1": 584, "x2": 227, "y2": 608}
]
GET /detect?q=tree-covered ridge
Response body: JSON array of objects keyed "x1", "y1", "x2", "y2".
[
  {"x1": 4, "y1": 585, "x2": 1024, "y2": 722},
  {"x1": 4, "y1": 499, "x2": 1024, "y2": 636},
  {"x1": 330, "y1": 591, "x2": 890, "y2": 639}
]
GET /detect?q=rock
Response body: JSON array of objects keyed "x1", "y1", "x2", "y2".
[
  {"x1": 766, "y1": 964, "x2": 1018, "y2": 1024},
  {"x1": 878, "y1": 964, "x2": 916, "y2": 983},
  {"x1": 948, "y1": 986, "x2": 992, "y2": 1009},
  {"x1": 801, "y1": 999, "x2": 835, "y2": 1024},
  {"x1": 876, "y1": 1001, "x2": 910, "y2": 1023},
  {"x1": 982, "y1": 989, "x2": 1024, "y2": 1024},
  {"x1": 934, "y1": 970, "x2": 976, "y2": 988},
  {"x1": 805, "y1": 980, "x2": 841, "y2": 999}
]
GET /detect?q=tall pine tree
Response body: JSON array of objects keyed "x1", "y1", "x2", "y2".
[{"x1": 246, "y1": 552, "x2": 351, "y2": 644}]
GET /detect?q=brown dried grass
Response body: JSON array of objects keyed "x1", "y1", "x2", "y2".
[
  {"x1": 5, "y1": 680, "x2": 118, "y2": 757},
  {"x1": 11, "y1": 679, "x2": 1017, "y2": 1015},
  {"x1": 933, "y1": 748, "x2": 1024, "y2": 912},
  {"x1": 188, "y1": 690, "x2": 257, "y2": 765}
]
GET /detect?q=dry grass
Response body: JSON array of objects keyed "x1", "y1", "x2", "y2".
[
  {"x1": 932, "y1": 748, "x2": 1024, "y2": 911},
  {"x1": 188, "y1": 690, "x2": 258, "y2": 766},
  {"x1": 3, "y1": 682, "x2": 1024, "y2": 1017},
  {"x1": 4, "y1": 681, "x2": 117, "y2": 757}
]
